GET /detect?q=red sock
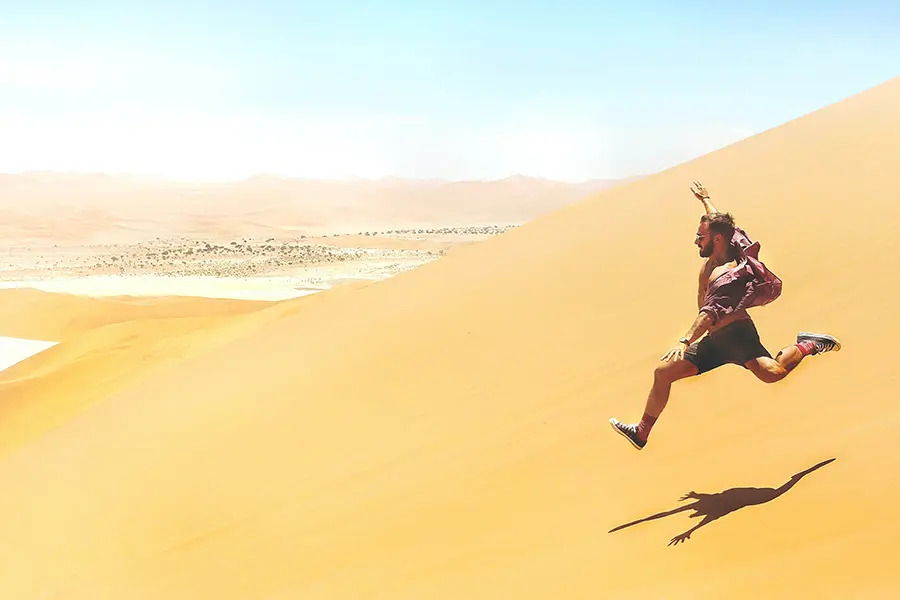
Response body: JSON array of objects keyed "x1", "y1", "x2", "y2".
[
  {"x1": 796, "y1": 340, "x2": 817, "y2": 357},
  {"x1": 637, "y1": 412, "x2": 657, "y2": 441}
]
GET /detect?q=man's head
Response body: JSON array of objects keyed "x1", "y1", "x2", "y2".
[{"x1": 696, "y1": 212, "x2": 736, "y2": 258}]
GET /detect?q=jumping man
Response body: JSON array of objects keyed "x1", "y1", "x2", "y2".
[{"x1": 609, "y1": 182, "x2": 841, "y2": 450}]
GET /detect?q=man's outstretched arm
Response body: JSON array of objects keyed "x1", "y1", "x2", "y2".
[{"x1": 691, "y1": 181, "x2": 719, "y2": 215}]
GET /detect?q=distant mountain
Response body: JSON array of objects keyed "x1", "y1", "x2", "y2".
[{"x1": 0, "y1": 172, "x2": 640, "y2": 244}]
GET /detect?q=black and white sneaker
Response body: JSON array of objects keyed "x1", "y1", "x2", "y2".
[
  {"x1": 797, "y1": 332, "x2": 842, "y2": 355},
  {"x1": 609, "y1": 418, "x2": 646, "y2": 450}
]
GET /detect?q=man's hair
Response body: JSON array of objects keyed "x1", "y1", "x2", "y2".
[{"x1": 700, "y1": 211, "x2": 736, "y2": 239}]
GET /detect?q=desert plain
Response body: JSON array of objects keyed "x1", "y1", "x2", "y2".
[{"x1": 0, "y1": 77, "x2": 898, "y2": 599}]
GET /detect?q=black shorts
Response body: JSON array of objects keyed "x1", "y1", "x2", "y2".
[{"x1": 684, "y1": 318, "x2": 772, "y2": 374}]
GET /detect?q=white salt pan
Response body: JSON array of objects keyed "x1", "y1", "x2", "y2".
[{"x1": 0, "y1": 336, "x2": 58, "y2": 373}]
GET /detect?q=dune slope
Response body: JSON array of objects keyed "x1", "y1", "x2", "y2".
[
  {"x1": 1, "y1": 77, "x2": 899, "y2": 599},
  {"x1": 0, "y1": 288, "x2": 274, "y2": 340},
  {"x1": 0, "y1": 289, "x2": 322, "y2": 463}
]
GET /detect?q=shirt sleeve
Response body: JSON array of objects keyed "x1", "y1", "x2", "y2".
[
  {"x1": 699, "y1": 271, "x2": 751, "y2": 326},
  {"x1": 699, "y1": 227, "x2": 783, "y2": 326}
]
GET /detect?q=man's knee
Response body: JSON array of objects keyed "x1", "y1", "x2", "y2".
[
  {"x1": 747, "y1": 359, "x2": 787, "y2": 383},
  {"x1": 654, "y1": 359, "x2": 699, "y2": 383},
  {"x1": 757, "y1": 371, "x2": 783, "y2": 383}
]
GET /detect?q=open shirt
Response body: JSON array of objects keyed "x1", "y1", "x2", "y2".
[{"x1": 699, "y1": 227, "x2": 783, "y2": 326}]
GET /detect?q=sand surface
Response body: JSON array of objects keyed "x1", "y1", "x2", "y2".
[{"x1": 0, "y1": 78, "x2": 899, "y2": 598}]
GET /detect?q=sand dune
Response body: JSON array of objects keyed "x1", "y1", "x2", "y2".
[
  {"x1": 0, "y1": 174, "x2": 628, "y2": 245},
  {"x1": 0, "y1": 289, "x2": 310, "y2": 464},
  {"x1": 0, "y1": 77, "x2": 899, "y2": 598},
  {"x1": 0, "y1": 288, "x2": 273, "y2": 340}
]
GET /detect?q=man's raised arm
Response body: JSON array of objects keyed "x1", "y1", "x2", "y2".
[{"x1": 691, "y1": 181, "x2": 719, "y2": 215}]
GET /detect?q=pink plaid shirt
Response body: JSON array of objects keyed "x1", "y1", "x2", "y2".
[{"x1": 699, "y1": 227, "x2": 783, "y2": 326}]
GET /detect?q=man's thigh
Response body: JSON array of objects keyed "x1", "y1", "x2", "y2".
[
  {"x1": 657, "y1": 357, "x2": 700, "y2": 381},
  {"x1": 682, "y1": 335, "x2": 728, "y2": 375}
]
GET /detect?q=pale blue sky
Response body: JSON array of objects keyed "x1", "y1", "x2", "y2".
[{"x1": 0, "y1": 1, "x2": 897, "y2": 180}]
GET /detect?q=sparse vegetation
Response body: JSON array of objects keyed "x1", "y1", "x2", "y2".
[{"x1": 1, "y1": 225, "x2": 510, "y2": 280}]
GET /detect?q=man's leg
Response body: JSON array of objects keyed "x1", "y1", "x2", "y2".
[
  {"x1": 609, "y1": 357, "x2": 701, "y2": 449},
  {"x1": 745, "y1": 347, "x2": 803, "y2": 383},
  {"x1": 745, "y1": 332, "x2": 841, "y2": 383},
  {"x1": 642, "y1": 358, "x2": 700, "y2": 428}
]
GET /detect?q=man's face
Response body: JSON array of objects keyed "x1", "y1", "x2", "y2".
[{"x1": 696, "y1": 222, "x2": 715, "y2": 257}]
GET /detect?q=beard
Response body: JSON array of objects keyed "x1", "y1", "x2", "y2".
[{"x1": 699, "y1": 241, "x2": 714, "y2": 257}]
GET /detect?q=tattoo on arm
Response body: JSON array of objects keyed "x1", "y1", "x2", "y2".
[{"x1": 683, "y1": 312, "x2": 714, "y2": 345}]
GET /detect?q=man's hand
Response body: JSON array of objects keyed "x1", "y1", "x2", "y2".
[
  {"x1": 690, "y1": 181, "x2": 709, "y2": 202},
  {"x1": 691, "y1": 181, "x2": 718, "y2": 214},
  {"x1": 661, "y1": 341, "x2": 689, "y2": 362}
]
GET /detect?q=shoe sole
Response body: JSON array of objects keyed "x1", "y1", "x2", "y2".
[
  {"x1": 798, "y1": 332, "x2": 842, "y2": 352},
  {"x1": 609, "y1": 418, "x2": 645, "y2": 450}
]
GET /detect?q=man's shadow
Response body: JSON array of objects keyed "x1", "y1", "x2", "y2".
[{"x1": 609, "y1": 458, "x2": 835, "y2": 546}]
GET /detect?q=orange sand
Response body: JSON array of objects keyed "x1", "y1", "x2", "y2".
[{"x1": 0, "y1": 77, "x2": 898, "y2": 598}]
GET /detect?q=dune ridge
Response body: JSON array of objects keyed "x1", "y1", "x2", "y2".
[
  {"x1": 0, "y1": 290, "x2": 311, "y2": 464},
  {"x1": 0, "y1": 288, "x2": 274, "y2": 340},
  {"x1": 0, "y1": 77, "x2": 898, "y2": 598}
]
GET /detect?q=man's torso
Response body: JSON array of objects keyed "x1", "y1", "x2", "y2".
[{"x1": 699, "y1": 257, "x2": 750, "y2": 332}]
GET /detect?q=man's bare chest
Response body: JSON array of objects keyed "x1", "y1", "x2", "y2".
[
  {"x1": 700, "y1": 260, "x2": 737, "y2": 294},
  {"x1": 708, "y1": 262, "x2": 736, "y2": 283}
]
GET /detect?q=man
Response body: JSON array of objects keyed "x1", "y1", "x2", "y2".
[{"x1": 609, "y1": 182, "x2": 841, "y2": 450}]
